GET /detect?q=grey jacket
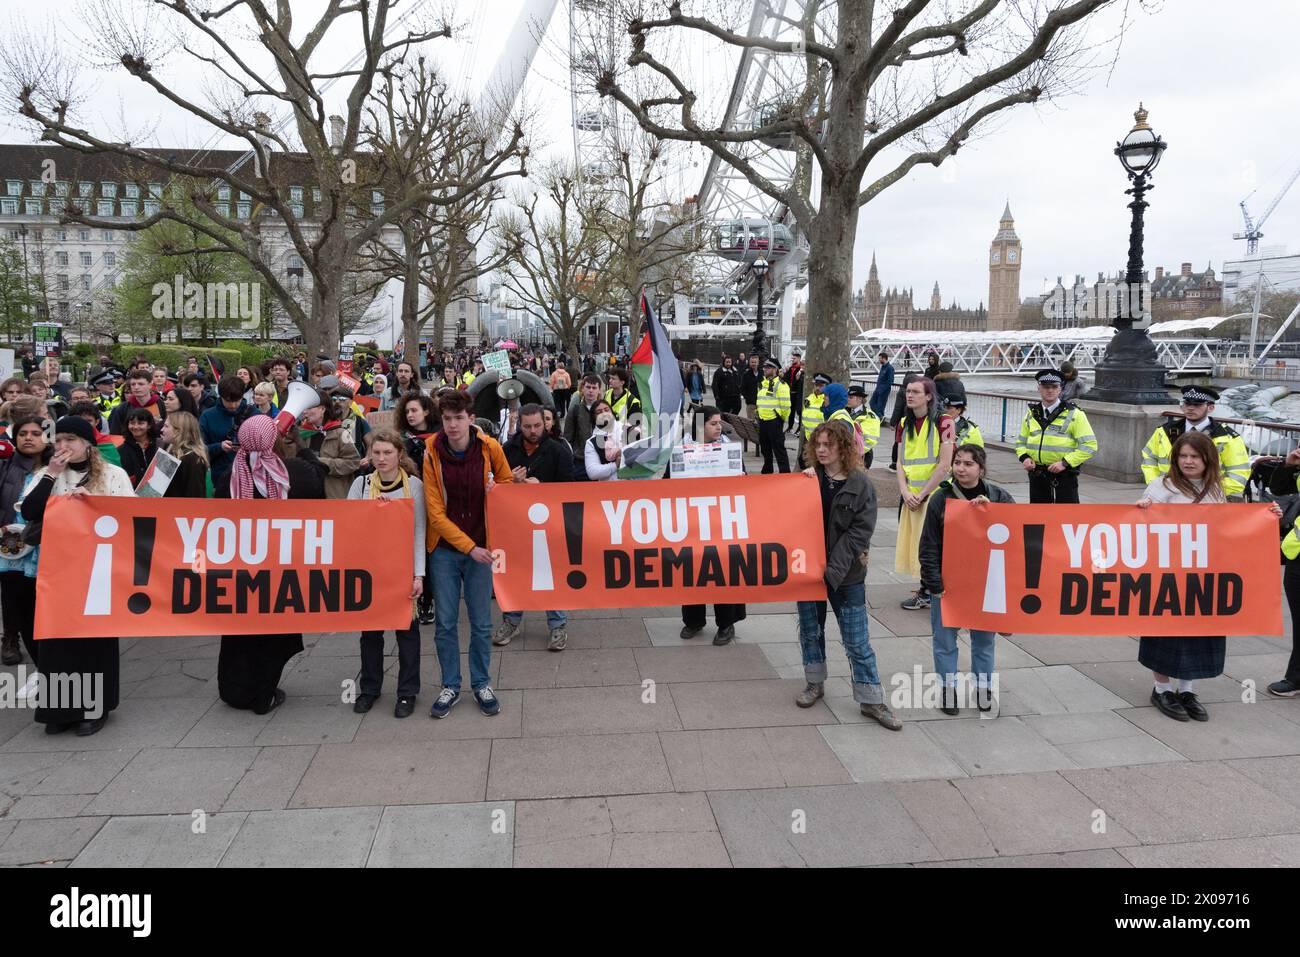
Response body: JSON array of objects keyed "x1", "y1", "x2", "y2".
[
  {"x1": 814, "y1": 467, "x2": 876, "y2": 591},
  {"x1": 918, "y1": 478, "x2": 1016, "y2": 595}
]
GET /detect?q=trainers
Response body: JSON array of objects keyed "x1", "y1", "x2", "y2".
[
  {"x1": 393, "y1": 696, "x2": 416, "y2": 719},
  {"x1": 1268, "y1": 679, "x2": 1300, "y2": 698},
  {"x1": 794, "y1": 682, "x2": 824, "y2": 708},
  {"x1": 418, "y1": 607, "x2": 435, "y2": 626},
  {"x1": 900, "y1": 592, "x2": 930, "y2": 611},
  {"x1": 861, "y1": 702, "x2": 903, "y2": 730},
  {"x1": 429, "y1": 687, "x2": 460, "y2": 719},
  {"x1": 493, "y1": 620, "x2": 521, "y2": 646},
  {"x1": 474, "y1": 686, "x2": 501, "y2": 716},
  {"x1": 353, "y1": 693, "x2": 378, "y2": 714},
  {"x1": 680, "y1": 625, "x2": 702, "y2": 640},
  {"x1": 547, "y1": 628, "x2": 567, "y2": 652}
]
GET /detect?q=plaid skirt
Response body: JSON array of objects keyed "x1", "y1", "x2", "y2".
[{"x1": 1137, "y1": 636, "x2": 1226, "y2": 680}]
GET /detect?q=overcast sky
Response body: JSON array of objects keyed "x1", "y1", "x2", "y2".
[{"x1": 2, "y1": 0, "x2": 1297, "y2": 312}]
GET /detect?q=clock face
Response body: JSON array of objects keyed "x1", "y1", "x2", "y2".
[
  {"x1": 1008, "y1": 249, "x2": 1018, "y2": 263},
  {"x1": 991, "y1": 249, "x2": 1001, "y2": 264}
]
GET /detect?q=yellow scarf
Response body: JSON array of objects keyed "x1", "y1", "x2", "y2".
[{"x1": 368, "y1": 470, "x2": 410, "y2": 500}]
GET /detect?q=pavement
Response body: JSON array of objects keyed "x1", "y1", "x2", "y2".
[{"x1": 2, "y1": 440, "x2": 1298, "y2": 868}]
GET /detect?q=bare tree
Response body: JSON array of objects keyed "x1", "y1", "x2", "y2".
[
  {"x1": 6, "y1": 0, "x2": 528, "y2": 358},
  {"x1": 495, "y1": 163, "x2": 614, "y2": 355},
  {"x1": 600, "y1": 0, "x2": 1121, "y2": 381}
]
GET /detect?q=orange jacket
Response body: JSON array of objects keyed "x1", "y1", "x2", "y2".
[{"x1": 422, "y1": 426, "x2": 514, "y2": 553}]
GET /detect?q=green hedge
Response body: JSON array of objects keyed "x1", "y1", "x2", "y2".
[{"x1": 110, "y1": 345, "x2": 244, "y2": 377}]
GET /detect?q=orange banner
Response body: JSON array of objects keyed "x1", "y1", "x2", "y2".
[
  {"x1": 941, "y1": 502, "x2": 1282, "y2": 636},
  {"x1": 487, "y1": 475, "x2": 828, "y2": 610},
  {"x1": 35, "y1": 497, "x2": 415, "y2": 639}
]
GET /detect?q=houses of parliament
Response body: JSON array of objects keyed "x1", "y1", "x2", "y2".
[{"x1": 850, "y1": 203, "x2": 1023, "y2": 332}]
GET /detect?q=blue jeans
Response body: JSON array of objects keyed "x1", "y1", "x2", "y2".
[
  {"x1": 930, "y1": 593, "x2": 996, "y2": 688},
  {"x1": 796, "y1": 581, "x2": 883, "y2": 704},
  {"x1": 429, "y1": 546, "x2": 494, "y2": 693},
  {"x1": 502, "y1": 609, "x2": 568, "y2": 630}
]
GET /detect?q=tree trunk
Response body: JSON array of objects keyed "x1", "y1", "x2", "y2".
[
  {"x1": 402, "y1": 255, "x2": 421, "y2": 366},
  {"x1": 803, "y1": 193, "x2": 859, "y2": 386},
  {"x1": 309, "y1": 282, "x2": 342, "y2": 362}
]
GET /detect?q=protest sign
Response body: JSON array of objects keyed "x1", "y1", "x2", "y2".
[
  {"x1": 941, "y1": 501, "x2": 1281, "y2": 636},
  {"x1": 670, "y1": 442, "x2": 743, "y2": 479},
  {"x1": 35, "y1": 497, "x2": 415, "y2": 638},
  {"x1": 337, "y1": 371, "x2": 362, "y2": 394},
  {"x1": 135, "y1": 448, "x2": 181, "y2": 498},
  {"x1": 0, "y1": 348, "x2": 13, "y2": 382},
  {"x1": 33, "y1": 323, "x2": 63, "y2": 359},
  {"x1": 338, "y1": 341, "x2": 356, "y2": 375},
  {"x1": 487, "y1": 474, "x2": 827, "y2": 610},
  {"x1": 481, "y1": 350, "x2": 512, "y2": 379}
]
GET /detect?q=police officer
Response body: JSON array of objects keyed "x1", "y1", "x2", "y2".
[
  {"x1": 91, "y1": 370, "x2": 120, "y2": 420},
  {"x1": 843, "y1": 384, "x2": 881, "y2": 468},
  {"x1": 801, "y1": 373, "x2": 830, "y2": 441},
  {"x1": 1016, "y1": 368, "x2": 1099, "y2": 503},
  {"x1": 756, "y1": 356, "x2": 791, "y2": 474},
  {"x1": 942, "y1": 392, "x2": 983, "y2": 448},
  {"x1": 1141, "y1": 385, "x2": 1250, "y2": 499}
]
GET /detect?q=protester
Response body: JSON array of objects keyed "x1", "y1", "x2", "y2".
[
  {"x1": 348, "y1": 429, "x2": 426, "y2": 717},
  {"x1": 756, "y1": 357, "x2": 791, "y2": 474},
  {"x1": 251, "y1": 381, "x2": 279, "y2": 417},
  {"x1": 711, "y1": 355, "x2": 743, "y2": 416},
  {"x1": 785, "y1": 352, "x2": 805, "y2": 435},
  {"x1": 118, "y1": 407, "x2": 160, "y2": 488},
  {"x1": 795, "y1": 420, "x2": 900, "y2": 729},
  {"x1": 1, "y1": 378, "x2": 26, "y2": 404},
  {"x1": 380, "y1": 362, "x2": 421, "y2": 412},
  {"x1": 870, "y1": 352, "x2": 894, "y2": 419},
  {"x1": 27, "y1": 374, "x2": 68, "y2": 421},
  {"x1": 267, "y1": 357, "x2": 294, "y2": 409},
  {"x1": 398, "y1": 393, "x2": 437, "y2": 470},
  {"x1": 898, "y1": 377, "x2": 956, "y2": 611},
  {"x1": 159, "y1": 411, "x2": 210, "y2": 498},
  {"x1": 543, "y1": 407, "x2": 570, "y2": 457},
  {"x1": 564, "y1": 373, "x2": 604, "y2": 481},
  {"x1": 888, "y1": 366, "x2": 922, "y2": 471},
  {"x1": 300, "y1": 390, "x2": 361, "y2": 499},
  {"x1": 549, "y1": 359, "x2": 573, "y2": 415},
  {"x1": 217, "y1": 416, "x2": 313, "y2": 715},
  {"x1": 185, "y1": 373, "x2": 216, "y2": 415},
  {"x1": 1016, "y1": 368, "x2": 1098, "y2": 504},
  {"x1": 423, "y1": 389, "x2": 512, "y2": 719},
  {"x1": 163, "y1": 384, "x2": 199, "y2": 419},
  {"x1": 108, "y1": 369, "x2": 162, "y2": 434},
  {"x1": 495, "y1": 403, "x2": 573, "y2": 651},
  {"x1": 1141, "y1": 385, "x2": 1249, "y2": 499},
  {"x1": 740, "y1": 354, "x2": 762, "y2": 413},
  {"x1": 1059, "y1": 361, "x2": 1085, "y2": 402},
  {"x1": 684, "y1": 360, "x2": 705, "y2": 405},
  {"x1": 19, "y1": 416, "x2": 135, "y2": 735},
  {"x1": 200, "y1": 374, "x2": 254, "y2": 497},
  {"x1": 584, "y1": 399, "x2": 623, "y2": 482},
  {"x1": 919, "y1": 444, "x2": 1014, "y2": 714},
  {"x1": 0, "y1": 414, "x2": 50, "y2": 665},
  {"x1": 236, "y1": 365, "x2": 262, "y2": 388},
  {"x1": 329, "y1": 383, "x2": 371, "y2": 457},
  {"x1": 923, "y1": 350, "x2": 941, "y2": 381},
  {"x1": 604, "y1": 367, "x2": 641, "y2": 422},
  {"x1": 678, "y1": 407, "x2": 747, "y2": 645}
]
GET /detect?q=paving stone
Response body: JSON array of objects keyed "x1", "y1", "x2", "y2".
[
  {"x1": 868, "y1": 602, "x2": 935, "y2": 639},
  {"x1": 824, "y1": 692, "x2": 981, "y2": 725},
  {"x1": 367, "y1": 802, "x2": 514, "y2": 867},
  {"x1": 0, "y1": 697, "x2": 213, "y2": 753},
  {"x1": 122, "y1": 635, "x2": 223, "y2": 660},
  {"x1": 1062, "y1": 761, "x2": 1300, "y2": 844},
  {"x1": 4, "y1": 793, "x2": 95, "y2": 819},
  {"x1": 1116, "y1": 834, "x2": 1300, "y2": 868},
  {"x1": 915, "y1": 849, "x2": 1133, "y2": 867},
  {"x1": 85, "y1": 746, "x2": 259, "y2": 815},
  {"x1": 921, "y1": 716, "x2": 1077, "y2": 776},
  {"x1": 0, "y1": 749, "x2": 138, "y2": 797},
  {"x1": 0, "y1": 816, "x2": 107, "y2": 865},
  {"x1": 1224, "y1": 755, "x2": 1300, "y2": 812},
  {"x1": 177, "y1": 702, "x2": 277, "y2": 748},
  {"x1": 352, "y1": 690, "x2": 523, "y2": 742},
  {"x1": 517, "y1": 618, "x2": 652, "y2": 650},
  {"x1": 124, "y1": 658, "x2": 220, "y2": 699},
  {"x1": 219, "y1": 807, "x2": 382, "y2": 867},
  {"x1": 1021, "y1": 712, "x2": 1185, "y2": 768},
  {"x1": 952, "y1": 772, "x2": 1137, "y2": 856},
  {"x1": 487, "y1": 732, "x2": 672, "y2": 800},
  {"x1": 278, "y1": 655, "x2": 360, "y2": 697},
  {"x1": 820, "y1": 723, "x2": 967, "y2": 783},
  {"x1": 288, "y1": 740, "x2": 491, "y2": 808},
  {"x1": 633, "y1": 644, "x2": 778, "y2": 683},
  {"x1": 520, "y1": 685, "x2": 682, "y2": 736},
  {"x1": 646, "y1": 613, "x2": 810, "y2": 646},
  {"x1": 1115, "y1": 701, "x2": 1300, "y2": 761},
  {"x1": 1004, "y1": 634, "x2": 1141, "y2": 666},
  {"x1": 887, "y1": 779, "x2": 995, "y2": 860},
  {"x1": 994, "y1": 665, "x2": 1133, "y2": 716},
  {"x1": 513, "y1": 797, "x2": 614, "y2": 866},
  {"x1": 1222, "y1": 653, "x2": 1293, "y2": 684},
  {"x1": 222, "y1": 745, "x2": 318, "y2": 811},
  {"x1": 72, "y1": 813, "x2": 247, "y2": 868},
  {"x1": 498, "y1": 649, "x2": 640, "y2": 689},
  {"x1": 669, "y1": 678, "x2": 836, "y2": 730},
  {"x1": 707, "y1": 783, "x2": 942, "y2": 867},
  {"x1": 253, "y1": 694, "x2": 363, "y2": 746},
  {"x1": 660, "y1": 727, "x2": 852, "y2": 791},
  {"x1": 1073, "y1": 660, "x2": 1246, "y2": 708}
]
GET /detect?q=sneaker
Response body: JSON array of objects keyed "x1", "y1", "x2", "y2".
[
  {"x1": 900, "y1": 592, "x2": 930, "y2": 611},
  {"x1": 547, "y1": 628, "x2": 567, "y2": 652},
  {"x1": 353, "y1": 693, "x2": 378, "y2": 714},
  {"x1": 430, "y1": 687, "x2": 460, "y2": 719},
  {"x1": 712, "y1": 625, "x2": 735, "y2": 646},
  {"x1": 794, "y1": 682, "x2": 824, "y2": 708},
  {"x1": 1268, "y1": 679, "x2": 1300, "y2": 698},
  {"x1": 474, "y1": 686, "x2": 501, "y2": 716},
  {"x1": 861, "y1": 702, "x2": 903, "y2": 730},
  {"x1": 418, "y1": 607, "x2": 435, "y2": 626},
  {"x1": 680, "y1": 625, "x2": 702, "y2": 640},
  {"x1": 493, "y1": 620, "x2": 521, "y2": 646},
  {"x1": 393, "y1": 696, "x2": 416, "y2": 719}
]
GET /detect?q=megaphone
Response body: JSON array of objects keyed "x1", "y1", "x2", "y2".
[
  {"x1": 496, "y1": 378, "x2": 526, "y2": 402},
  {"x1": 274, "y1": 381, "x2": 321, "y2": 435}
]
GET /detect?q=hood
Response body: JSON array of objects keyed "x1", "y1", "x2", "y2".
[
  {"x1": 934, "y1": 371, "x2": 961, "y2": 381},
  {"x1": 822, "y1": 383, "x2": 848, "y2": 415}
]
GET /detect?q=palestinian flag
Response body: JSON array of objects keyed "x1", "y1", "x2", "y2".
[{"x1": 618, "y1": 290, "x2": 683, "y2": 480}]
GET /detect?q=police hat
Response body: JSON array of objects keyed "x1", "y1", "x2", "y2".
[
  {"x1": 762, "y1": 357, "x2": 780, "y2": 370},
  {"x1": 813, "y1": 373, "x2": 832, "y2": 386},
  {"x1": 1180, "y1": 385, "x2": 1219, "y2": 403},
  {"x1": 1035, "y1": 369, "x2": 1063, "y2": 385},
  {"x1": 942, "y1": 392, "x2": 968, "y2": 408},
  {"x1": 847, "y1": 384, "x2": 868, "y2": 398},
  {"x1": 91, "y1": 371, "x2": 116, "y2": 387}
]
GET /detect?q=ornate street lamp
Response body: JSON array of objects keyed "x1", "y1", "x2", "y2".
[
  {"x1": 750, "y1": 256, "x2": 769, "y2": 357},
  {"x1": 1088, "y1": 104, "x2": 1170, "y2": 404}
]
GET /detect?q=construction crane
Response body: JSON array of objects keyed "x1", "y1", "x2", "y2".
[{"x1": 1237, "y1": 157, "x2": 1300, "y2": 361}]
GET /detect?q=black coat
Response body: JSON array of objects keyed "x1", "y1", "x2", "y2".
[
  {"x1": 711, "y1": 365, "x2": 742, "y2": 401},
  {"x1": 118, "y1": 440, "x2": 158, "y2": 488},
  {"x1": 504, "y1": 432, "x2": 574, "y2": 483},
  {"x1": 918, "y1": 478, "x2": 1016, "y2": 595},
  {"x1": 741, "y1": 368, "x2": 762, "y2": 405},
  {"x1": 813, "y1": 467, "x2": 876, "y2": 591},
  {"x1": 0, "y1": 451, "x2": 44, "y2": 525},
  {"x1": 163, "y1": 450, "x2": 209, "y2": 498}
]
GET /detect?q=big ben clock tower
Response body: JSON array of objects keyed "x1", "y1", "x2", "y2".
[{"x1": 987, "y1": 202, "x2": 1021, "y2": 330}]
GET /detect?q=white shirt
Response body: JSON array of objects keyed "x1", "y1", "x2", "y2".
[
  {"x1": 1042, "y1": 401, "x2": 1060, "y2": 416},
  {"x1": 1190, "y1": 417, "x2": 1211, "y2": 432}
]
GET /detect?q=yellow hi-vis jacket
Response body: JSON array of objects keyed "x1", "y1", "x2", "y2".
[
  {"x1": 848, "y1": 406, "x2": 881, "y2": 451},
  {"x1": 1015, "y1": 401, "x2": 1098, "y2": 468},
  {"x1": 461, "y1": 371, "x2": 477, "y2": 387},
  {"x1": 802, "y1": 392, "x2": 826, "y2": 439},
  {"x1": 900, "y1": 417, "x2": 943, "y2": 495},
  {"x1": 1141, "y1": 418, "x2": 1250, "y2": 497},
  {"x1": 954, "y1": 416, "x2": 984, "y2": 449},
  {"x1": 756, "y1": 376, "x2": 790, "y2": 422},
  {"x1": 1284, "y1": 526, "x2": 1300, "y2": 561}
]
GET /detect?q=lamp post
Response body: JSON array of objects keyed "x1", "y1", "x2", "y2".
[
  {"x1": 386, "y1": 292, "x2": 396, "y2": 356},
  {"x1": 1088, "y1": 104, "x2": 1170, "y2": 404},
  {"x1": 17, "y1": 224, "x2": 29, "y2": 328},
  {"x1": 750, "y1": 256, "x2": 769, "y2": 357}
]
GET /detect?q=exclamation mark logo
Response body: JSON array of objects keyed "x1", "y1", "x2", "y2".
[
  {"x1": 83, "y1": 515, "x2": 118, "y2": 616},
  {"x1": 528, "y1": 504, "x2": 554, "y2": 591},
  {"x1": 563, "y1": 502, "x2": 586, "y2": 589},
  {"x1": 1019, "y1": 524, "x2": 1046, "y2": 614},
  {"x1": 982, "y1": 523, "x2": 1009, "y2": 614},
  {"x1": 128, "y1": 516, "x2": 156, "y2": 614}
]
